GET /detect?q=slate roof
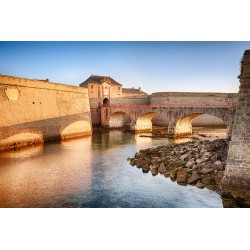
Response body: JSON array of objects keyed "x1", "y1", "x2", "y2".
[
  {"x1": 122, "y1": 88, "x2": 147, "y2": 95},
  {"x1": 80, "y1": 75, "x2": 122, "y2": 87}
]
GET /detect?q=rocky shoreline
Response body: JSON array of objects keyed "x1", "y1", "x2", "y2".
[{"x1": 128, "y1": 138, "x2": 229, "y2": 193}]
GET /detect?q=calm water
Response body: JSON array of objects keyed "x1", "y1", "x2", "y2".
[{"x1": 0, "y1": 130, "x2": 223, "y2": 208}]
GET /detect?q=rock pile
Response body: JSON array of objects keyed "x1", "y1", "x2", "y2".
[{"x1": 128, "y1": 139, "x2": 229, "y2": 192}]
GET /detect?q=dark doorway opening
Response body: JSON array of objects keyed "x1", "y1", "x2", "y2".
[{"x1": 103, "y1": 98, "x2": 110, "y2": 107}]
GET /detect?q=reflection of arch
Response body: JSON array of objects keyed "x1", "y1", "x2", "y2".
[
  {"x1": 174, "y1": 113, "x2": 227, "y2": 136},
  {"x1": 0, "y1": 132, "x2": 44, "y2": 150},
  {"x1": 103, "y1": 98, "x2": 110, "y2": 106},
  {"x1": 109, "y1": 112, "x2": 132, "y2": 128},
  {"x1": 61, "y1": 121, "x2": 92, "y2": 139},
  {"x1": 135, "y1": 112, "x2": 157, "y2": 131}
]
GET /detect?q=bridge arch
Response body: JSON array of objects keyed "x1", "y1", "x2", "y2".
[
  {"x1": 61, "y1": 120, "x2": 92, "y2": 139},
  {"x1": 135, "y1": 112, "x2": 157, "y2": 131},
  {"x1": 173, "y1": 112, "x2": 228, "y2": 136},
  {"x1": 109, "y1": 111, "x2": 132, "y2": 128}
]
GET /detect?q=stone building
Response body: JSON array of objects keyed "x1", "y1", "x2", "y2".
[
  {"x1": 79, "y1": 75, "x2": 148, "y2": 125},
  {"x1": 80, "y1": 75, "x2": 123, "y2": 104},
  {"x1": 80, "y1": 75, "x2": 147, "y2": 104}
]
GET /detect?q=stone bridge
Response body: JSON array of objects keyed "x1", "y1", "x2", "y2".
[{"x1": 101, "y1": 103, "x2": 236, "y2": 137}]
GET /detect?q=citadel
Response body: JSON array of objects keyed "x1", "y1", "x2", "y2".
[{"x1": 0, "y1": 50, "x2": 250, "y2": 206}]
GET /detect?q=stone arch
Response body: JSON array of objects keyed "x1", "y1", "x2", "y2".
[
  {"x1": 173, "y1": 112, "x2": 227, "y2": 136},
  {"x1": 61, "y1": 120, "x2": 92, "y2": 139},
  {"x1": 109, "y1": 112, "x2": 132, "y2": 128},
  {"x1": 174, "y1": 113, "x2": 203, "y2": 136},
  {"x1": 103, "y1": 98, "x2": 110, "y2": 106},
  {"x1": 135, "y1": 112, "x2": 157, "y2": 131}
]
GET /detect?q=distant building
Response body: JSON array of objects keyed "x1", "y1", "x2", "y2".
[
  {"x1": 80, "y1": 75, "x2": 147, "y2": 99},
  {"x1": 79, "y1": 75, "x2": 123, "y2": 100}
]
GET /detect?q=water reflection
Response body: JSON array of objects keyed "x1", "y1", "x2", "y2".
[{"x1": 0, "y1": 130, "x2": 223, "y2": 208}]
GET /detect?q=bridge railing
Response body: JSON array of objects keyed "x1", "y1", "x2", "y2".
[{"x1": 99, "y1": 103, "x2": 238, "y2": 108}]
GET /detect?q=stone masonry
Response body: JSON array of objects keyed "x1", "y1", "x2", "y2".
[
  {"x1": 0, "y1": 74, "x2": 92, "y2": 151},
  {"x1": 222, "y1": 50, "x2": 250, "y2": 207}
]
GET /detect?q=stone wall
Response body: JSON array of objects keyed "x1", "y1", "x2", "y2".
[
  {"x1": 150, "y1": 92, "x2": 238, "y2": 105},
  {"x1": 222, "y1": 50, "x2": 250, "y2": 207},
  {"x1": 150, "y1": 92, "x2": 237, "y2": 127},
  {"x1": 110, "y1": 95, "x2": 149, "y2": 106},
  {"x1": 0, "y1": 74, "x2": 92, "y2": 151}
]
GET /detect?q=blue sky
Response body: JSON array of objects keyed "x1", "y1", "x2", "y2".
[{"x1": 0, "y1": 41, "x2": 249, "y2": 93}]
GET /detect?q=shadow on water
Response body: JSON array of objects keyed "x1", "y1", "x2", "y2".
[{"x1": 0, "y1": 129, "x2": 223, "y2": 208}]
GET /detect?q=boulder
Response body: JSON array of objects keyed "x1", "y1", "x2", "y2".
[
  {"x1": 196, "y1": 181, "x2": 205, "y2": 189},
  {"x1": 164, "y1": 172, "x2": 170, "y2": 178},
  {"x1": 199, "y1": 168, "x2": 214, "y2": 175},
  {"x1": 202, "y1": 177, "x2": 213, "y2": 185},
  {"x1": 151, "y1": 167, "x2": 158, "y2": 176},
  {"x1": 158, "y1": 164, "x2": 167, "y2": 174},
  {"x1": 180, "y1": 154, "x2": 189, "y2": 161},
  {"x1": 129, "y1": 159, "x2": 136, "y2": 166},
  {"x1": 177, "y1": 169, "x2": 188, "y2": 184},
  {"x1": 187, "y1": 171, "x2": 200, "y2": 184},
  {"x1": 170, "y1": 168, "x2": 178, "y2": 181},
  {"x1": 142, "y1": 165, "x2": 150, "y2": 173},
  {"x1": 185, "y1": 160, "x2": 194, "y2": 168}
]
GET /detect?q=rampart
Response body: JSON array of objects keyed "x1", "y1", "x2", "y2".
[{"x1": 0, "y1": 74, "x2": 92, "y2": 151}]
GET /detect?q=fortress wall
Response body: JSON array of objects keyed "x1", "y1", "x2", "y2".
[
  {"x1": 0, "y1": 74, "x2": 92, "y2": 151},
  {"x1": 222, "y1": 50, "x2": 250, "y2": 206}
]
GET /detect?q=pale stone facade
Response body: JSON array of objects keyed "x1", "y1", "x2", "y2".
[
  {"x1": 0, "y1": 74, "x2": 92, "y2": 151},
  {"x1": 80, "y1": 75, "x2": 123, "y2": 99}
]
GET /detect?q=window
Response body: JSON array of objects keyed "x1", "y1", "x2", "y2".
[
  {"x1": 90, "y1": 85, "x2": 93, "y2": 89},
  {"x1": 118, "y1": 87, "x2": 120, "y2": 91}
]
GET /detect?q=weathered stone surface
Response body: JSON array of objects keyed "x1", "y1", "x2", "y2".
[
  {"x1": 158, "y1": 164, "x2": 167, "y2": 174},
  {"x1": 170, "y1": 168, "x2": 178, "y2": 180},
  {"x1": 0, "y1": 75, "x2": 92, "y2": 152},
  {"x1": 196, "y1": 181, "x2": 205, "y2": 189},
  {"x1": 202, "y1": 177, "x2": 213, "y2": 186},
  {"x1": 180, "y1": 154, "x2": 189, "y2": 161},
  {"x1": 187, "y1": 171, "x2": 200, "y2": 184},
  {"x1": 177, "y1": 169, "x2": 188, "y2": 184},
  {"x1": 142, "y1": 165, "x2": 150, "y2": 173},
  {"x1": 185, "y1": 160, "x2": 194, "y2": 168},
  {"x1": 199, "y1": 168, "x2": 214, "y2": 175},
  {"x1": 151, "y1": 167, "x2": 158, "y2": 176},
  {"x1": 222, "y1": 50, "x2": 250, "y2": 207}
]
